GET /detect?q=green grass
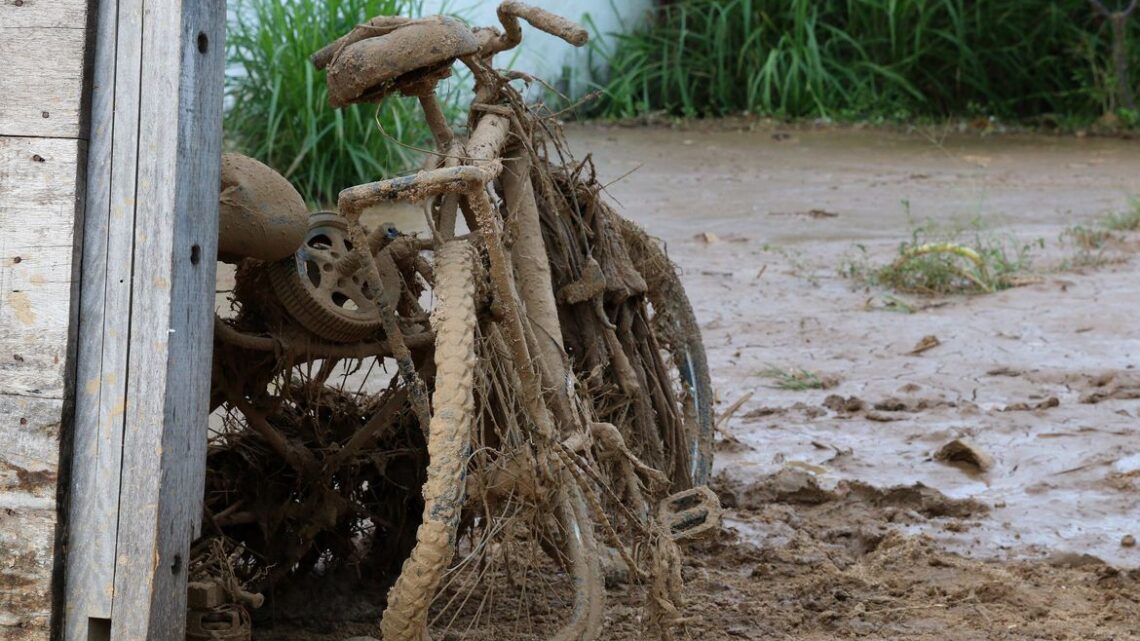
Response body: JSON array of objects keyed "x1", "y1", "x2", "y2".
[
  {"x1": 759, "y1": 365, "x2": 829, "y2": 391},
  {"x1": 1103, "y1": 199, "x2": 1140, "y2": 231},
  {"x1": 226, "y1": 0, "x2": 457, "y2": 205},
  {"x1": 844, "y1": 217, "x2": 1039, "y2": 295},
  {"x1": 844, "y1": 199, "x2": 1140, "y2": 297},
  {"x1": 1057, "y1": 202, "x2": 1140, "y2": 268},
  {"x1": 1059, "y1": 224, "x2": 1114, "y2": 268},
  {"x1": 1062, "y1": 224, "x2": 1111, "y2": 251},
  {"x1": 588, "y1": 0, "x2": 1138, "y2": 123}
]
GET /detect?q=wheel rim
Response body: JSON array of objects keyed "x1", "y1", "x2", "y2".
[{"x1": 268, "y1": 211, "x2": 386, "y2": 342}]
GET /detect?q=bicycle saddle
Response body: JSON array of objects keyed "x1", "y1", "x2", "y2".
[
  {"x1": 324, "y1": 16, "x2": 480, "y2": 107},
  {"x1": 218, "y1": 153, "x2": 309, "y2": 263}
]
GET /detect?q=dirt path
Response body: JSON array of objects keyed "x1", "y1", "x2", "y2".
[{"x1": 566, "y1": 123, "x2": 1140, "y2": 639}]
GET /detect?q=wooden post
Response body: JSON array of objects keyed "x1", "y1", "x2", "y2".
[{"x1": 62, "y1": 0, "x2": 225, "y2": 640}]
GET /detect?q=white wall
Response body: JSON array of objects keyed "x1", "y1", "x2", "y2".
[{"x1": 424, "y1": 0, "x2": 653, "y2": 96}]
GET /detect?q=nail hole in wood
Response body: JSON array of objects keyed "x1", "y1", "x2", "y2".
[
  {"x1": 171, "y1": 554, "x2": 182, "y2": 575},
  {"x1": 190, "y1": 244, "x2": 201, "y2": 265},
  {"x1": 197, "y1": 32, "x2": 208, "y2": 54}
]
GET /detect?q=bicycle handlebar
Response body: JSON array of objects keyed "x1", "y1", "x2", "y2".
[{"x1": 492, "y1": 1, "x2": 588, "y2": 52}]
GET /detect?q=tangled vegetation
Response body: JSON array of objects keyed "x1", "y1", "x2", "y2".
[{"x1": 590, "y1": 0, "x2": 1140, "y2": 124}]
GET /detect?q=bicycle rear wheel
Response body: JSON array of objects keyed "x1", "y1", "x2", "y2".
[
  {"x1": 613, "y1": 216, "x2": 715, "y2": 487},
  {"x1": 537, "y1": 167, "x2": 715, "y2": 491}
]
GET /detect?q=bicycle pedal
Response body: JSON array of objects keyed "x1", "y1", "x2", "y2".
[
  {"x1": 186, "y1": 605, "x2": 251, "y2": 641},
  {"x1": 658, "y1": 485, "x2": 722, "y2": 541}
]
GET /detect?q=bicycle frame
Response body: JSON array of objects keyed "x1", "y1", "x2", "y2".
[
  {"x1": 320, "y1": 11, "x2": 609, "y2": 637},
  {"x1": 203, "y1": 6, "x2": 715, "y2": 640}
]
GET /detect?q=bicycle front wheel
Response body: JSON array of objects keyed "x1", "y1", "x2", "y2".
[{"x1": 382, "y1": 239, "x2": 478, "y2": 641}]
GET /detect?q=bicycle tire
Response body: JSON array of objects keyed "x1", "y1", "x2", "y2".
[
  {"x1": 267, "y1": 212, "x2": 385, "y2": 342},
  {"x1": 381, "y1": 239, "x2": 477, "y2": 641},
  {"x1": 614, "y1": 217, "x2": 715, "y2": 487}
]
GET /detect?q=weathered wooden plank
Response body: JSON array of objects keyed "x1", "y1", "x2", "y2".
[
  {"x1": 0, "y1": 137, "x2": 82, "y2": 399},
  {"x1": 0, "y1": 134, "x2": 86, "y2": 638},
  {"x1": 0, "y1": 26, "x2": 88, "y2": 138},
  {"x1": 62, "y1": 0, "x2": 141, "y2": 631},
  {"x1": 0, "y1": 395, "x2": 63, "y2": 496},
  {"x1": 0, "y1": 3, "x2": 90, "y2": 641},
  {"x1": 0, "y1": 0, "x2": 87, "y2": 29},
  {"x1": 107, "y1": 0, "x2": 224, "y2": 640},
  {"x1": 0, "y1": 424, "x2": 57, "y2": 635}
]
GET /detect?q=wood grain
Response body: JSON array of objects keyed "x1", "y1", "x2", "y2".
[
  {"x1": 0, "y1": 26, "x2": 89, "y2": 138},
  {"x1": 107, "y1": 0, "x2": 225, "y2": 639},
  {"x1": 1, "y1": 1, "x2": 92, "y2": 639},
  {"x1": 0, "y1": 133, "x2": 84, "y2": 639},
  {"x1": 63, "y1": 0, "x2": 141, "y2": 630},
  {"x1": 5, "y1": 0, "x2": 226, "y2": 637},
  {"x1": 0, "y1": 137, "x2": 81, "y2": 399}
]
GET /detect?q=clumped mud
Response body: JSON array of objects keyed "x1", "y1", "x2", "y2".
[
  {"x1": 654, "y1": 473, "x2": 1140, "y2": 641},
  {"x1": 262, "y1": 471, "x2": 1139, "y2": 640}
]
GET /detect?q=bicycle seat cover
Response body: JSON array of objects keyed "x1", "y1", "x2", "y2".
[
  {"x1": 325, "y1": 16, "x2": 480, "y2": 107},
  {"x1": 218, "y1": 153, "x2": 309, "y2": 263}
]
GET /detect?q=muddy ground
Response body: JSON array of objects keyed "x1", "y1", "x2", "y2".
[
  {"x1": 570, "y1": 124, "x2": 1140, "y2": 640},
  {"x1": 242, "y1": 124, "x2": 1140, "y2": 640}
]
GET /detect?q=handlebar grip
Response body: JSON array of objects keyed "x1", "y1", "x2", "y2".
[{"x1": 497, "y1": 1, "x2": 588, "y2": 47}]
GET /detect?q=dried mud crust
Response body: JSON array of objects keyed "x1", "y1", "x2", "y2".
[
  {"x1": 604, "y1": 473, "x2": 1140, "y2": 641},
  {"x1": 253, "y1": 470, "x2": 1140, "y2": 641},
  {"x1": 381, "y1": 240, "x2": 477, "y2": 641}
]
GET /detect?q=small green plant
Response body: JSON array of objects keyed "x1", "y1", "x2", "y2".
[
  {"x1": 1103, "y1": 199, "x2": 1140, "y2": 231},
  {"x1": 765, "y1": 245, "x2": 820, "y2": 286},
  {"x1": 838, "y1": 243, "x2": 873, "y2": 282},
  {"x1": 226, "y1": 0, "x2": 456, "y2": 205},
  {"x1": 1059, "y1": 223, "x2": 1120, "y2": 269},
  {"x1": 1057, "y1": 201, "x2": 1140, "y2": 269},
  {"x1": 847, "y1": 218, "x2": 1038, "y2": 295},
  {"x1": 759, "y1": 365, "x2": 829, "y2": 391},
  {"x1": 868, "y1": 293, "x2": 917, "y2": 314},
  {"x1": 1062, "y1": 224, "x2": 1111, "y2": 251}
]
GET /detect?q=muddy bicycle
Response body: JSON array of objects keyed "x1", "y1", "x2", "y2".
[{"x1": 198, "y1": 3, "x2": 717, "y2": 640}]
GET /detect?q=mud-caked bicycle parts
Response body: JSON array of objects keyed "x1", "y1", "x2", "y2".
[
  {"x1": 319, "y1": 16, "x2": 479, "y2": 106},
  {"x1": 201, "y1": 4, "x2": 716, "y2": 641},
  {"x1": 217, "y1": 153, "x2": 309, "y2": 263},
  {"x1": 268, "y1": 212, "x2": 387, "y2": 342}
]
